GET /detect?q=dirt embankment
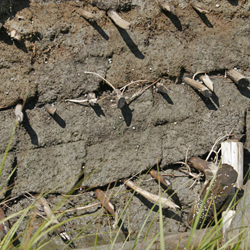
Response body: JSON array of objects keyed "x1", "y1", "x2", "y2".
[{"x1": 0, "y1": 0, "x2": 250, "y2": 248}]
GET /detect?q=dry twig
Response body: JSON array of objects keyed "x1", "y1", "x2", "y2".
[{"x1": 124, "y1": 179, "x2": 179, "y2": 209}]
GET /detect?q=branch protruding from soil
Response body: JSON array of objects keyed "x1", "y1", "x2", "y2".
[
  {"x1": 150, "y1": 170, "x2": 172, "y2": 188},
  {"x1": 226, "y1": 69, "x2": 249, "y2": 88},
  {"x1": 190, "y1": 2, "x2": 209, "y2": 14},
  {"x1": 15, "y1": 103, "x2": 24, "y2": 123},
  {"x1": 95, "y1": 189, "x2": 115, "y2": 215},
  {"x1": 157, "y1": 1, "x2": 177, "y2": 16},
  {"x1": 193, "y1": 71, "x2": 214, "y2": 92},
  {"x1": 44, "y1": 104, "x2": 57, "y2": 115},
  {"x1": 183, "y1": 76, "x2": 212, "y2": 97},
  {"x1": 36, "y1": 197, "x2": 71, "y2": 244},
  {"x1": 107, "y1": 9, "x2": 131, "y2": 30},
  {"x1": 123, "y1": 179, "x2": 179, "y2": 209}
]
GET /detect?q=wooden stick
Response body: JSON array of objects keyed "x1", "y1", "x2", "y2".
[
  {"x1": 95, "y1": 189, "x2": 115, "y2": 215},
  {"x1": 114, "y1": 89, "x2": 126, "y2": 109},
  {"x1": 124, "y1": 179, "x2": 179, "y2": 209},
  {"x1": 87, "y1": 92, "x2": 98, "y2": 106},
  {"x1": 187, "y1": 164, "x2": 237, "y2": 227},
  {"x1": 15, "y1": 103, "x2": 24, "y2": 122},
  {"x1": 157, "y1": 1, "x2": 177, "y2": 16},
  {"x1": 77, "y1": 8, "x2": 98, "y2": 21},
  {"x1": 189, "y1": 157, "x2": 217, "y2": 181},
  {"x1": 150, "y1": 170, "x2": 172, "y2": 188},
  {"x1": 226, "y1": 69, "x2": 249, "y2": 88},
  {"x1": 183, "y1": 77, "x2": 212, "y2": 97},
  {"x1": 221, "y1": 140, "x2": 243, "y2": 189},
  {"x1": 190, "y1": 2, "x2": 209, "y2": 14},
  {"x1": 193, "y1": 72, "x2": 214, "y2": 92},
  {"x1": 36, "y1": 197, "x2": 71, "y2": 242},
  {"x1": 44, "y1": 104, "x2": 57, "y2": 115},
  {"x1": 156, "y1": 82, "x2": 168, "y2": 94},
  {"x1": 0, "y1": 207, "x2": 9, "y2": 235},
  {"x1": 221, "y1": 139, "x2": 243, "y2": 241},
  {"x1": 107, "y1": 10, "x2": 131, "y2": 30}
]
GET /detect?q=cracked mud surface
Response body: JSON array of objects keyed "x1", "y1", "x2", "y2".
[{"x1": 1, "y1": 0, "x2": 250, "y2": 248}]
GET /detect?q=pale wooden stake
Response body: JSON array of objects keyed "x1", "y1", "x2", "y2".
[
  {"x1": 44, "y1": 104, "x2": 57, "y2": 115},
  {"x1": 157, "y1": 1, "x2": 177, "y2": 16},
  {"x1": 36, "y1": 197, "x2": 71, "y2": 242},
  {"x1": 221, "y1": 140, "x2": 243, "y2": 188},
  {"x1": 95, "y1": 189, "x2": 115, "y2": 215},
  {"x1": 183, "y1": 77, "x2": 212, "y2": 97},
  {"x1": 114, "y1": 89, "x2": 126, "y2": 108},
  {"x1": 124, "y1": 179, "x2": 179, "y2": 209},
  {"x1": 156, "y1": 82, "x2": 168, "y2": 94},
  {"x1": 190, "y1": 2, "x2": 209, "y2": 14},
  {"x1": 77, "y1": 9, "x2": 98, "y2": 21},
  {"x1": 107, "y1": 10, "x2": 131, "y2": 30},
  {"x1": 226, "y1": 69, "x2": 249, "y2": 88},
  {"x1": 15, "y1": 103, "x2": 23, "y2": 123},
  {"x1": 221, "y1": 139, "x2": 243, "y2": 241},
  {"x1": 0, "y1": 207, "x2": 9, "y2": 235},
  {"x1": 193, "y1": 72, "x2": 214, "y2": 92}
]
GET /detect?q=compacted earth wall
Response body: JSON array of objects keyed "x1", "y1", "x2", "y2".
[{"x1": 1, "y1": 0, "x2": 250, "y2": 249}]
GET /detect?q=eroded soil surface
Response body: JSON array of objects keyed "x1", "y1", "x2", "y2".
[{"x1": 1, "y1": 0, "x2": 250, "y2": 249}]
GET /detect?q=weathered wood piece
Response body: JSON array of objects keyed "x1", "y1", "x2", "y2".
[
  {"x1": 183, "y1": 77, "x2": 212, "y2": 97},
  {"x1": 77, "y1": 9, "x2": 99, "y2": 21},
  {"x1": 189, "y1": 157, "x2": 217, "y2": 181},
  {"x1": 187, "y1": 164, "x2": 238, "y2": 227},
  {"x1": 124, "y1": 179, "x2": 179, "y2": 209},
  {"x1": 36, "y1": 197, "x2": 71, "y2": 243},
  {"x1": 156, "y1": 82, "x2": 168, "y2": 94},
  {"x1": 15, "y1": 103, "x2": 24, "y2": 123},
  {"x1": 221, "y1": 140, "x2": 243, "y2": 189},
  {"x1": 87, "y1": 92, "x2": 98, "y2": 106},
  {"x1": 193, "y1": 72, "x2": 214, "y2": 92},
  {"x1": 226, "y1": 69, "x2": 249, "y2": 88},
  {"x1": 221, "y1": 139, "x2": 243, "y2": 240},
  {"x1": 190, "y1": 1, "x2": 209, "y2": 14},
  {"x1": 114, "y1": 89, "x2": 126, "y2": 108},
  {"x1": 150, "y1": 169, "x2": 172, "y2": 188},
  {"x1": 0, "y1": 207, "x2": 9, "y2": 235},
  {"x1": 95, "y1": 189, "x2": 115, "y2": 215},
  {"x1": 44, "y1": 104, "x2": 57, "y2": 115},
  {"x1": 157, "y1": 1, "x2": 177, "y2": 16},
  {"x1": 107, "y1": 9, "x2": 131, "y2": 30}
]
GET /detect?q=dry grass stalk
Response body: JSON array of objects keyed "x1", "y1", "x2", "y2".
[
  {"x1": 183, "y1": 76, "x2": 212, "y2": 97},
  {"x1": 95, "y1": 189, "x2": 115, "y2": 215},
  {"x1": 15, "y1": 103, "x2": 24, "y2": 123},
  {"x1": 157, "y1": 1, "x2": 177, "y2": 16},
  {"x1": 150, "y1": 170, "x2": 172, "y2": 188},
  {"x1": 0, "y1": 207, "x2": 9, "y2": 235},
  {"x1": 44, "y1": 104, "x2": 56, "y2": 115},
  {"x1": 107, "y1": 9, "x2": 131, "y2": 30},
  {"x1": 36, "y1": 197, "x2": 71, "y2": 242},
  {"x1": 226, "y1": 69, "x2": 249, "y2": 88},
  {"x1": 124, "y1": 179, "x2": 179, "y2": 209},
  {"x1": 190, "y1": 2, "x2": 209, "y2": 14}
]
